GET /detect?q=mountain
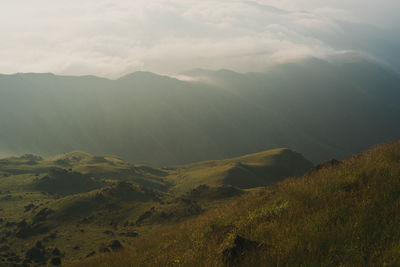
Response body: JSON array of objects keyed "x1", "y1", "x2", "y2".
[
  {"x1": 81, "y1": 140, "x2": 400, "y2": 266},
  {"x1": 0, "y1": 147, "x2": 311, "y2": 265},
  {"x1": 0, "y1": 58, "x2": 399, "y2": 166}
]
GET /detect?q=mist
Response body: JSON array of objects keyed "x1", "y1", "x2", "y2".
[{"x1": 0, "y1": 0, "x2": 399, "y2": 77}]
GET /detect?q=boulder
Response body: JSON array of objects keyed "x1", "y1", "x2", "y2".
[{"x1": 222, "y1": 235, "x2": 260, "y2": 266}]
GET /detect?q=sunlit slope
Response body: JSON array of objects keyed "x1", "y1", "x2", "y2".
[
  {"x1": 82, "y1": 141, "x2": 400, "y2": 266},
  {"x1": 0, "y1": 152, "x2": 171, "y2": 265},
  {"x1": 0, "y1": 151, "x2": 168, "y2": 192},
  {"x1": 165, "y1": 148, "x2": 313, "y2": 192},
  {"x1": 0, "y1": 147, "x2": 313, "y2": 265}
]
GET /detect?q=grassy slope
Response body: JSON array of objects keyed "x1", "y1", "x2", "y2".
[
  {"x1": 0, "y1": 152, "x2": 167, "y2": 265},
  {"x1": 165, "y1": 148, "x2": 313, "y2": 193},
  {"x1": 81, "y1": 141, "x2": 400, "y2": 266},
  {"x1": 0, "y1": 147, "x2": 312, "y2": 265}
]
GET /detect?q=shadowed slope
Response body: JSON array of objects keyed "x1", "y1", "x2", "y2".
[
  {"x1": 1, "y1": 59, "x2": 399, "y2": 166},
  {"x1": 165, "y1": 148, "x2": 313, "y2": 192}
]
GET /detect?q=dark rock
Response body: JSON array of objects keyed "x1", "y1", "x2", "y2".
[
  {"x1": 33, "y1": 208, "x2": 54, "y2": 223},
  {"x1": 24, "y1": 204, "x2": 35, "y2": 213},
  {"x1": 99, "y1": 246, "x2": 111, "y2": 253},
  {"x1": 86, "y1": 251, "x2": 96, "y2": 258},
  {"x1": 43, "y1": 233, "x2": 57, "y2": 242},
  {"x1": 15, "y1": 220, "x2": 33, "y2": 238},
  {"x1": 52, "y1": 248, "x2": 62, "y2": 256},
  {"x1": 73, "y1": 245, "x2": 80, "y2": 250},
  {"x1": 35, "y1": 241, "x2": 43, "y2": 249},
  {"x1": 222, "y1": 235, "x2": 260, "y2": 266},
  {"x1": 103, "y1": 230, "x2": 114, "y2": 236},
  {"x1": 135, "y1": 208, "x2": 155, "y2": 225},
  {"x1": 109, "y1": 240, "x2": 123, "y2": 251},
  {"x1": 25, "y1": 246, "x2": 46, "y2": 263},
  {"x1": 120, "y1": 231, "x2": 138, "y2": 238},
  {"x1": 51, "y1": 257, "x2": 62, "y2": 266}
]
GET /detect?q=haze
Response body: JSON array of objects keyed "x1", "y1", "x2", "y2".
[{"x1": 0, "y1": 0, "x2": 399, "y2": 78}]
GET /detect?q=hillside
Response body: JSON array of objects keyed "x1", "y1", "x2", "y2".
[
  {"x1": 165, "y1": 148, "x2": 313, "y2": 193},
  {"x1": 80, "y1": 141, "x2": 400, "y2": 266},
  {"x1": 0, "y1": 147, "x2": 311, "y2": 265},
  {"x1": 0, "y1": 59, "x2": 399, "y2": 166}
]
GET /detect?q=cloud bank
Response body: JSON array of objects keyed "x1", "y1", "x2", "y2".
[{"x1": 0, "y1": 0, "x2": 399, "y2": 77}]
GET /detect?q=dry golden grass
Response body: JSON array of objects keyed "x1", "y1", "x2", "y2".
[{"x1": 80, "y1": 141, "x2": 400, "y2": 266}]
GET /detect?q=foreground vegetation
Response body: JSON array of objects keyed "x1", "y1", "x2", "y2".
[
  {"x1": 81, "y1": 141, "x2": 400, "y2": 266},
  {"x1": 0, "y1": 148, "x2": 311, "y2": 265}
]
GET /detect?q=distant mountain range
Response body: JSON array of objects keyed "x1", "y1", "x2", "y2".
[{"x1": 0, "y1": 58, "x2": 399, "y2": 166}]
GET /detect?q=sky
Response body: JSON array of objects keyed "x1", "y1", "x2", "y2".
[{"x1": 0, "y1": 0, "x2": 399, "y2": 78}]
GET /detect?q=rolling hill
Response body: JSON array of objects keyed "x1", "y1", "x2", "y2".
[
  {"x1": 0, "y1": 147, "x2": 312, "y2": 265},
  {"x1": 81, "y1": 140, "x2": 400, "y2": 266},
  {"x1": 165, "y1": 148, "x2": 313, "y2": 193}
]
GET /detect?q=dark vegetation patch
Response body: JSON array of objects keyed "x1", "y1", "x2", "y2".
[
  {"x1": 88, "y1": 156, "x2": 109, "y2": 164},
  {"x1": 307, "y1": 158, "x2": 343, "y2": 174},
  {"x1": 15, "y1": 216, "x2": 51, "y2": 239},
  {"x1": 24, "y1": 241, "x2": 64, "y2": 265},
  {"x1": 32, "y1": 168, "x2": 104, "y2": 195},
  {"x1": 96, "y1": 181, "x2": 161, "y2": 202},
  {"x1": 222, "y1": 150, "x2": 313, "y2": 188},
  {"x1": 119, "y1": 231, "x2": 138, "y2": 238},
  {"x1": 47, "y1": 181, "x2": 161, "y2": 224},
  {"x1": 184, "y1": 184, "x2": 243, "y2": 201},
  {"x1": 135, "y1": 198, "x2": 203, "y2": 226},
  {"x1": 222, "y1": 235, "x2": 261, "y2": 266},
  {"x1": 20, "y1": 154, "x2": 43, "y2": 162}
]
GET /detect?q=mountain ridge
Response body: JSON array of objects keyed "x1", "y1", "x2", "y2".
[{"x1": 0, "y1": 58, "x2": 399, "y2": 166}]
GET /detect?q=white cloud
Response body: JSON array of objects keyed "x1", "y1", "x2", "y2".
[{"x1": 0, "y1": 0, "x2": 398, "y2": 77}]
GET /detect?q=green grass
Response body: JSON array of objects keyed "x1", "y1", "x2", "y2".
[
  {"x1": 165, "y1": 148, "x2": 313, "y2": 193},
  {"x1": 0, "y1": 152, "x2": 168, "y2": 265},
  {"x1": 0, "y1": 147, "x2": 310, "y2": 265},
  {"x1": 80, "y1": 141, "x2": 400, "y2": 266}
]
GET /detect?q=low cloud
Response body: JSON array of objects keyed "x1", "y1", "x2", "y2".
[{"x1": 0, "y1": 0, "x2": 398, "y2": 78}]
